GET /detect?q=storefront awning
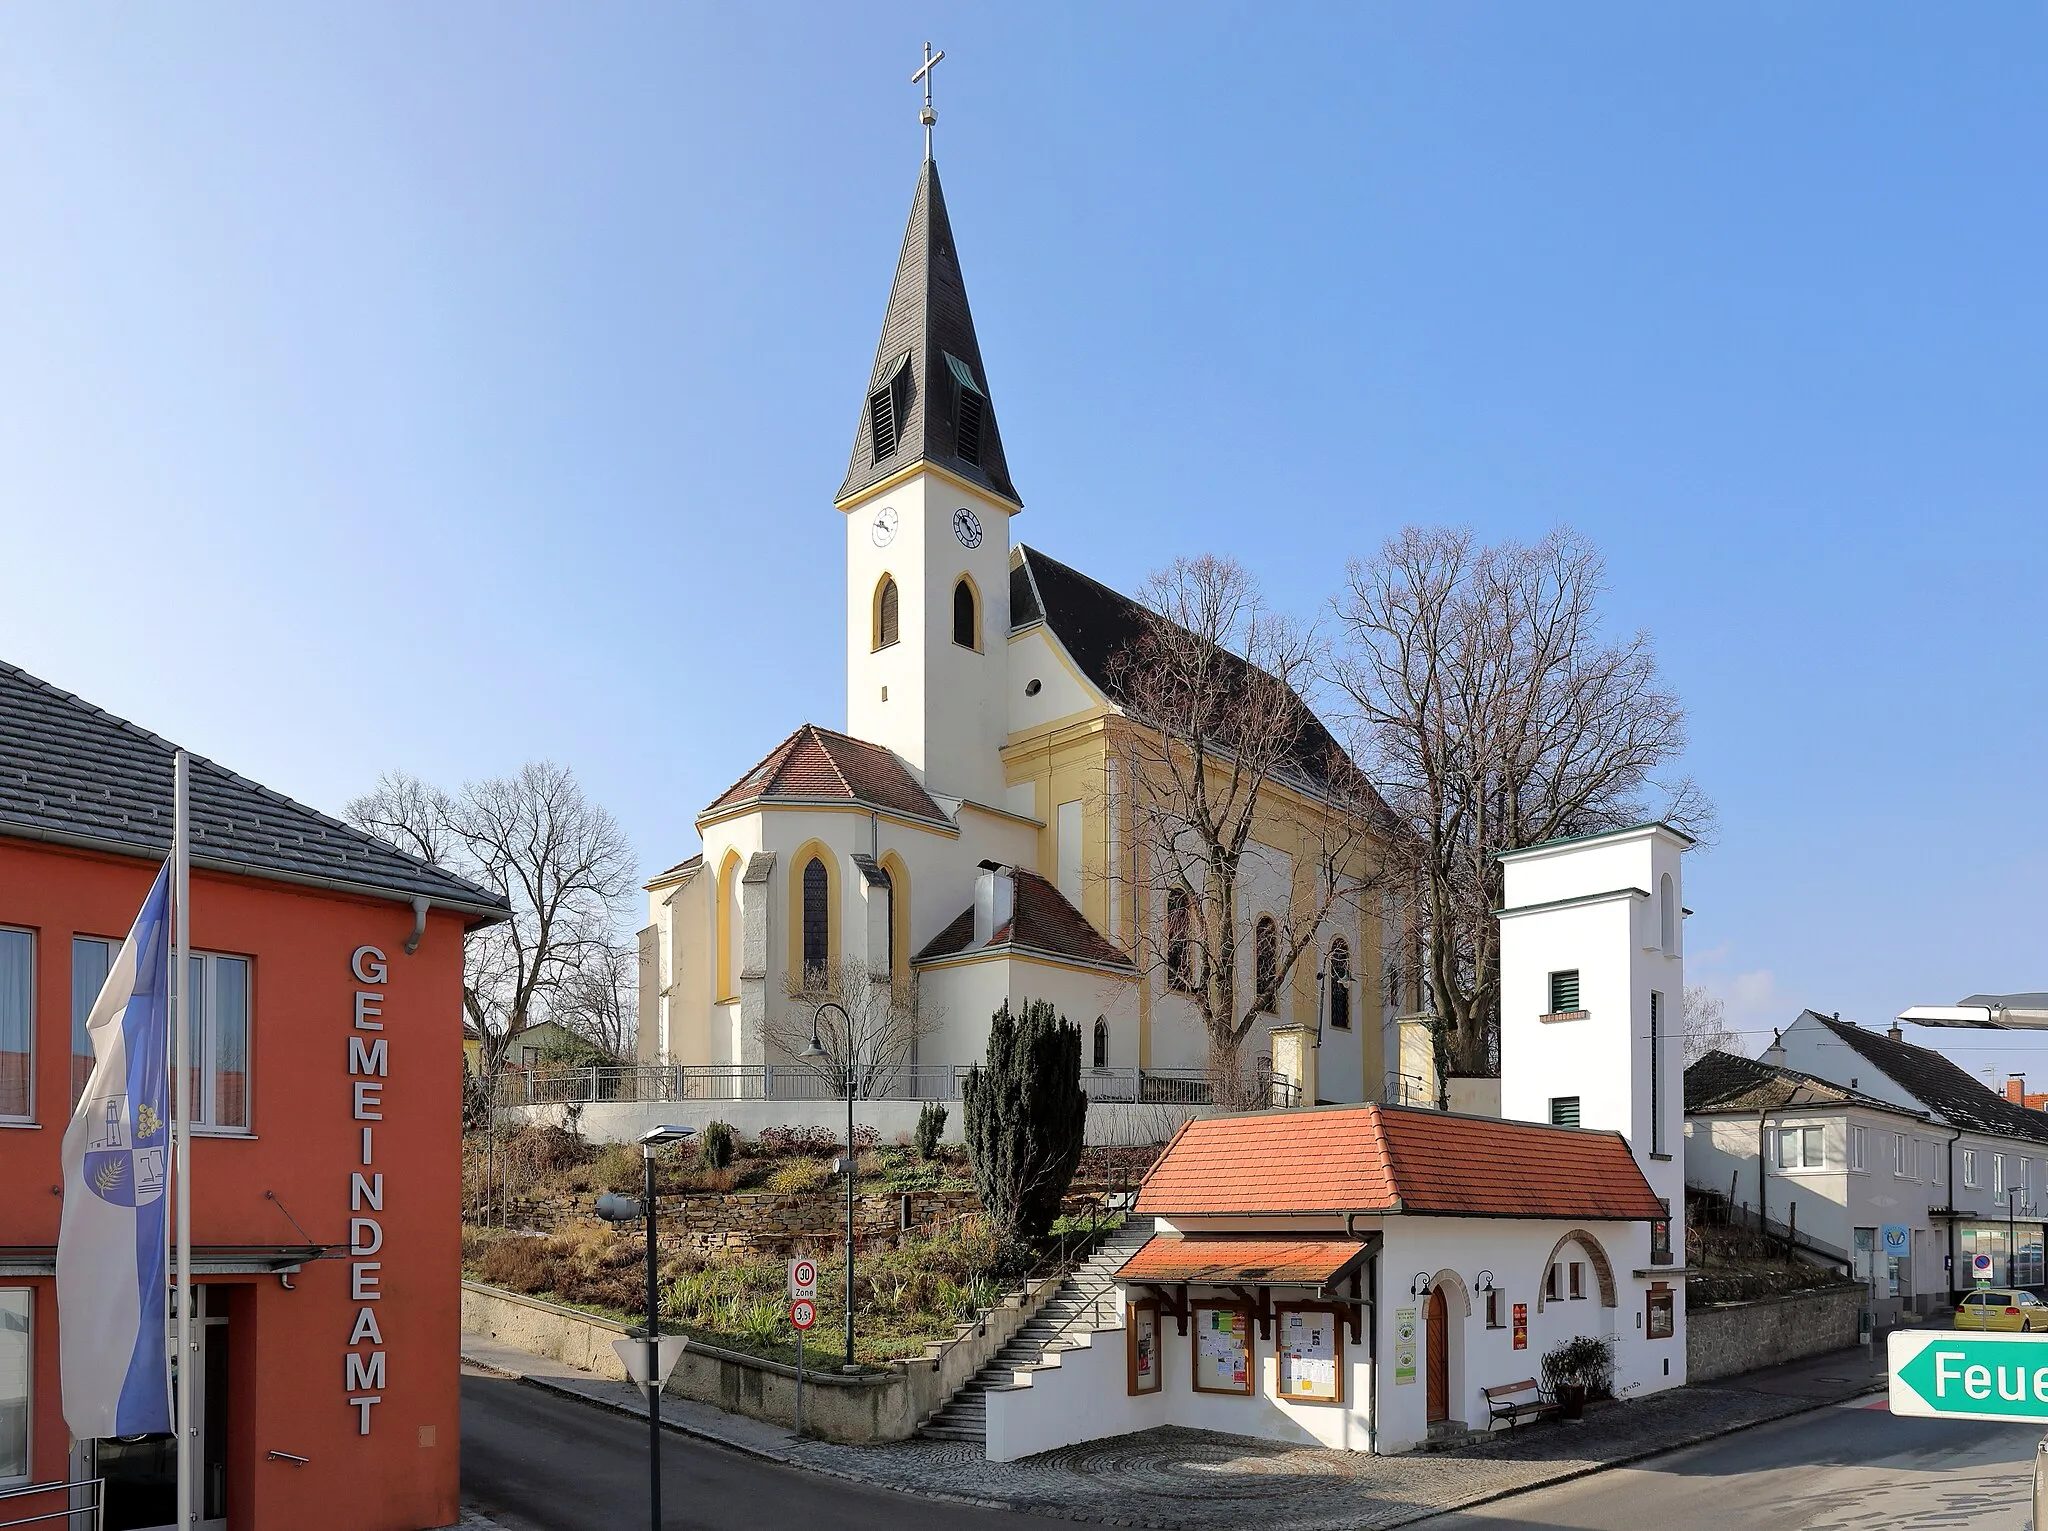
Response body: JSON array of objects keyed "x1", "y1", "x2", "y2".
[
  {"x1": 0, "y1": 1245, "x2": 329, "y2": 1276},
  {"x1": 1117, "y1": 1235, "x2": 1370, "y2": 1287}
]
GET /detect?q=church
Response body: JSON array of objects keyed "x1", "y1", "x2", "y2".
[{"x1": 636, "y1": 146, "x2": 1395, "y2": 1107}]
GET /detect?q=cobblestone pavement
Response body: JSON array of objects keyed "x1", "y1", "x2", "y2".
[{"x1": 462, "y1": 1334, "x2": 1888, "y2": 1530}]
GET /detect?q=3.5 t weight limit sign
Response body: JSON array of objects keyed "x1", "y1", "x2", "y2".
[
  {"x1": 790, "y1": 1298, "x2": 817, "y2": 1331},
  {"x1": 1890, "y1": 1330, "x2": 2048, "y2": 1422}
]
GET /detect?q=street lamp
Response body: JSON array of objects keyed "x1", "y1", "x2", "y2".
[
  {"x1": 596, "y1": 1123, "x2": 693, "y2": 1531},
  {"x1": 800, "y1": 1000, "x2": 859, "y2": 1372}
]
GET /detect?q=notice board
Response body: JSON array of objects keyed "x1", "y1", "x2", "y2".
[
  {"x1": 1192, "y1": 1303, "x2": 1253, "y2": 1395},
  {"x1": 1275, "y1": 1305, "x2": 1343, "y2": 1403}
]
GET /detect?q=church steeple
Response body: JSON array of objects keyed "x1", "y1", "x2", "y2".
[{"x1": 836, "y1": 160, "x2": 1021, "y2": 510}]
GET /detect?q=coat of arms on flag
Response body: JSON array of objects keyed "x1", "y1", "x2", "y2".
[{"x1": 81, "y1": 1091, "x2": 167, "y2": 1209}]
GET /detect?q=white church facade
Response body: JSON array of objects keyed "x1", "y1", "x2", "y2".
[{"x1": 637, "y1": 154, "x2": 1397, "y2": 1104}]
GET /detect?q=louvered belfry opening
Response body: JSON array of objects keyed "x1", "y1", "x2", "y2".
[
  {"x1": 875, "y1": 575, "x2": 900, "y2": 650},
  {"x1": 868, "y1": 384, "x2": 899, "y2": 463},
  {"x1": 955, "y1": 388, "x2": 984, "y2": 466}
]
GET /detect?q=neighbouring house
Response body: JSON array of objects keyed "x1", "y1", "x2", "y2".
[
  {"x1": 0, "y1": 659, "x2": 509, "y2": 1530},
  {"x1": 1683, "y1": 1050, "x2": 1937, "y2": 1320},
  {"x1": 465, "y1": 1019, "x2": 589, "y2": 1075},
  {"x1": 633, "y1": 139, "x2": 1404, "y2": 1133},
  {"x1": 1769, "y1": 1009, "x2": 2048, "y2": 1304},
  {"x1": 980, "y1": 820, "x2": 1692, "y2": 1457}
]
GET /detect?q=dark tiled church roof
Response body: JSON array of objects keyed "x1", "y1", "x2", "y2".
[
  {"x1": 1684, "y1": 1049, "x2": 1920, "y2": 1117},
  {"x1": 702, "y1": 724, "x2": 948, "y2": 825},
  {"x1": 1010, "y1": 545, "x2": 1367, "y2": 801},
  {"x1": 0, "y1": 660, "x2": 508, "y2": 917},
  {"x1": 837, "y1": 160, "x2": 1019, "y2": 508},
  {"x1": 1806, "y1": 1011, "x2": 2048, "y2": 1146},
  {"x1": 914, "y1": 868, "x2": 1133, "y2": 971}
]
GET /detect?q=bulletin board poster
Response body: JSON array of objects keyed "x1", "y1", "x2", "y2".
[
  {"x1": 1193, "y1": 1305, "x2": 1253, "y2": 1395},
  {"x1": 1512, "y1": 1303, "x2": 1528, "y2": 1351},
  {"x1": 1128, "y1": 1302, "x2": 1161, "y2": 1395},
  {"x1": 1394, "y1": 1307, "x2": 1417, "y2": 1385},
  {"x1": 1276, "y1": 1308, "x2": 1343, "y2": 1403}
]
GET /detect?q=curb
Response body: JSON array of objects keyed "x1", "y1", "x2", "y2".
[{"x1": 470, "y1": 1351, "x2": 1887, "y2": 1530}]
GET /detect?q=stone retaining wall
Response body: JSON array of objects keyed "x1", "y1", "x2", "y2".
[
  {"x1": 1686, "y1": 1284, "x2": 1864, "y2": 1383},
  {"x1": 462, "y1": 1274, "x2": 1060, "y2": 1443}
]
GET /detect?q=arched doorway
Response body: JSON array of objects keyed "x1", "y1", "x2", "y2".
[{"x1": 1426, "y1": 1286, "x2": 1450, "y2": 1424}]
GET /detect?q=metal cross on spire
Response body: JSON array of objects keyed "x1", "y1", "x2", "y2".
[{"x1": 912, "y1": 41, "x2": 945, "y2": 162}]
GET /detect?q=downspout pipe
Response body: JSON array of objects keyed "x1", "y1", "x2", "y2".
[
  {"x1": 1946, "y1": 1126, "x2": 1964, "y2": 1303},
  {"x1": 404, "y1": 896, "x2": 432, "y2": 955}
]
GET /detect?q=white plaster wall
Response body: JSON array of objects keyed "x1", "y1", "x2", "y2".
[
  {"x1": 1775, "y1": 1015, "x2": 1923, "y2": 1113},
  {"x1": 1005, "y1": 624, "x2": 1099, "y2": 734},
  {"x1": 1374, "y1": 1216, "x2": 1682, "y2": 1454},
  {"x1": 511, "y1": 1096, "x2": 1206, "y2": 1150},
  {"x1": 844, "y1": 473, "x2": 1015, "y2": 805},
  {"x1": 916, "y1": 956, "x2": 1140, "y2": 1077}
]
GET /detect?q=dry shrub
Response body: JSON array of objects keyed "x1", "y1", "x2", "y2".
[{"x1": 765, "y1": 1159, "x2": 830, "y2": 1195}]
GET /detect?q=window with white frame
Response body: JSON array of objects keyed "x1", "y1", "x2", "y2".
[
  {"x1": 1777, "y1": 1126, "x2": 1823, "y2": 1169},
  {"x1": 1963, "y1": 1148, "x2": 1979, "y2": 1189},
  {"x1": 0, "y1": 1287, "x2": 27, "y2": 1484},
  {"x1": 72, "y1": 935, "x2": 116, "y2": 1108},
  {"x1": 185, "y1": 953, "x2": 251, "y2": 1132},
  {"x1": 0, "y1": 928, "x2": 31, "y2": 1122},
  {"x1": 1894, "y1": 1132, "x2": 1910, "y2": 1178},
  {"x1": 1850, "y1": 1125, "x2": 1867, "y2": 1172},
  {"x1": 1932, "y1": 1143, "x2": 1943, "y2": 1186},
  {"x1": 1995, "y1": 1154, "x2": 2007, "y2": 1198}
]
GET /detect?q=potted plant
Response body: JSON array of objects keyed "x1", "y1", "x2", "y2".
[{"x1": 1540, "y1": 1335, "x2": 1616, "y2": 1420}]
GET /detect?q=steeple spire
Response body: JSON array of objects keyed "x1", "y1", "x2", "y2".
[{"x1": 836, "y1": 158, "x2": 1020, "y2": 509}]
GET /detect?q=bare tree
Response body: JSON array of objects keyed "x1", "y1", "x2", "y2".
[
  {"x1": 553, "y1": 939, "x2": 639, "y2": 1063},
  {"x1": 1684, "y1": 985, "x2": 1741, "y2": 1065},
  {"x1": 1110, "y1": 555, "x2": 1388, "y2": 1108},
  {"x1": 1331, "y1": 526, "x2": 1711, "y2": 1080},
  {"x1": 767, "y1": 956, "x2": 935, "y2": 1100},
  {"x1": 346, "y1": 761, "x2": 637, "y2": 1119}
]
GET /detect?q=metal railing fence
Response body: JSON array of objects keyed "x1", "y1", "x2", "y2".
[{"x1": 0, "y1": 1477, "x2": 102, "y2": 1531}]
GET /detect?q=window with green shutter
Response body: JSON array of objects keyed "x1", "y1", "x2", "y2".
[
  {"x1": 1550, "y1": 1096, "x2": 1581, "y2": 1128},
  {"x1": 1548, "y1": 969, "x2": 1581, "y2": 1014}
]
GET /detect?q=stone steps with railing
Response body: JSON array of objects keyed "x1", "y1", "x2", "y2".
[{"x1": 918, "y1": 1215, "x2": 1157, "y2": 1443}]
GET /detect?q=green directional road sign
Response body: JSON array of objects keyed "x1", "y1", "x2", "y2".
[{"x1": 1890, "y1": 1330, "x2": 2048, "y2": 1422}]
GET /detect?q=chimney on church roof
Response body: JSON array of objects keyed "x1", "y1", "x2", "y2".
[
  {"x1": 973, "y1": 860, "x2": 1016, "y2": 948},
  {"x1": 837, "y1": 160, "x2": 1021, "y2": 509}
]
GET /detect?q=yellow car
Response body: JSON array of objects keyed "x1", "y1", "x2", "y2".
[{"x1": 1956, "y1": 1289, "x2": 2048, "y2": 1331}]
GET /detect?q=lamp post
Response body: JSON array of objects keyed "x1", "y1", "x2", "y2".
[
  {"x1": 801, "y1": 1001, "x2": 859, "y2": 1372},
  {"x1": 597, "y1": 1123, "x2": 694, "y2": 1531}
]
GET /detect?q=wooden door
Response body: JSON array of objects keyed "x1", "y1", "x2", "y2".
[{"x1": 1425, "y1": 1286, "x2": 1449, "y2": 1423}]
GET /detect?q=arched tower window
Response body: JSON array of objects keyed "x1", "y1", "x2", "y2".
[
  {"x1": 1328, "y1": 938, "x2": 1352, "y2": 1031},
  {"x1": 1254, "y1": 916, "x2": 1279, "y2": 1014},
  {"x1": 714, "y1": 850, "x2": 742, "y2": 1002},
  {"x1": 801, "y1": 857, "x2": 830, "y2": 984},
  {"x1": 874, "y1": 575, "x2": 899, "y2": 651},
  {"x1": 953, "y1": 577, "x2": 979, "y2": 650},
  {"x1": 1659, "y1": 873, "x2": 1677, "y2": 953},
  {"x1": 1093, "y1": 1017, "x2": 1108, "y2": 1070},
  {"x1": 1166, "y1": 888, "x2": 1203, "y2": 993}
]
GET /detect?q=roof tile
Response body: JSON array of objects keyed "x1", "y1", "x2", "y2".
[
  {"x1": 703, "y1": 725, "x2": 946, "y2": 825},
  {"x1": 1118, "y1": 1235, "x2": 1368, "y2": 1286}
]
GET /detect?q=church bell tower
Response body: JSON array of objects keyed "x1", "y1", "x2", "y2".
[{"x1": 836, "y1": 102, "x2": 1019, "y2": 807}]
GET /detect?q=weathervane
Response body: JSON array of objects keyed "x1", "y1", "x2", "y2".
[{"x1": 912, "y1": 41, "x2": 945, "y2": 162}]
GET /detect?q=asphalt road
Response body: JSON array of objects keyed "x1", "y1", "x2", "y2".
[
  {"x1": 1422, "y1": 1395, "x2": 2041, "y2": 1530},
  {"x1": 459, "y1": 1369, "x2": 1071, "y2": 1531}
]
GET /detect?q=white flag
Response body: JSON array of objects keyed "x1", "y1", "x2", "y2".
[{"x1": 57, "y1": 862, "x2": 173, "y2": 1439}]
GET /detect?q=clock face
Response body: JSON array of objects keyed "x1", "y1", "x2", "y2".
[
  {"x1": 870, "y1": 506, "x2": 899, "y2": 548},
  {"x1": 952, "y1": 507, "x2": 983, "y2": 549}
]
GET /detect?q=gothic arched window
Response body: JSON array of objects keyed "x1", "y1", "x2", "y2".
[
  {"x1": 953, "y1": 577, "x2": 978, "y2": 650},
  {"x1": 1328, "y1": 938, "x2": 1352, "y2": 1031},
  {"x1": 1093, "y1": 1017, "x2": 1108, "y2": 1070},
  {"x1": 1166, "y1": 888, "x2": 1202, "y2": 994},
  {"x1": 1254, "y1": 916, "x2": 1280, "y2": 1014},
  {"x1": 874, "y1": 575, "x2": 900, "y2": 651},
  {"x1": 801, "y1": 857, "x2": 830, "y2": 983}
]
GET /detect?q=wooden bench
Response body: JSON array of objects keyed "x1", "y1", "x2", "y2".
[{"x1": 1483, "y1": 1379, "x2": 1560, "y2": 1430}]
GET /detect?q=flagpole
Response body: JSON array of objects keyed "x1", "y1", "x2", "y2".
[{"x1": 173, "y1": 751, "x2": 192, "y2": 1531}]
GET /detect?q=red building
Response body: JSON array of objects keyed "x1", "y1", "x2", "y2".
[{"x1": 0, "y1": 661, "x2": 507, "y2": 1531}]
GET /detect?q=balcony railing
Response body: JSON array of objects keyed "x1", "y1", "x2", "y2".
[{"x1": 490, "y1": 1063, "x2": 1297, "y2": 1110}]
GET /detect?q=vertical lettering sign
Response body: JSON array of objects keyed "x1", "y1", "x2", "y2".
[{"x1": 346, "y1": 946, "x2": 390, "y2": 1435}]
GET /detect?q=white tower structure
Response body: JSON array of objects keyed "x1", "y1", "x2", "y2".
[{"x1": 1497, "y1": 822, "x2": 1693, "y2": 1357}]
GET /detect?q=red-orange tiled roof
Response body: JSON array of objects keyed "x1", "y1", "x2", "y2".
[
  {"x1": 702, "y1": 725, "x2": 946, "y2": 824},
  {"x1": 1118, "y1": 1235, "x2": 1369, "y2": 1286},
  {"x1": 914, "y1": 868, "x2": 1133, "y2": 970},
  {"x1": 1134, "y1": 1104, "x2": 1665, "y2": 1222}
]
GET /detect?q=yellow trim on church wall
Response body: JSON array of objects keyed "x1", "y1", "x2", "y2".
[
  {"x1": 713, "y1": 849, "x2": 742, "y2": 1004},
  {"x1": 950, "y1": 569, "x2": 984, "y2": 652},
  {"x1": 879, "y1": 850, "x2": 912, "y2": 993},
  {"x1": 914, "y1": 948, "x2": 1139, "y2": 983},
  {"x1": 695, "y1": 800, "x2": 959, "y2": 839},
  {"x1": 871, "y1": 571, "x2": 900, "y2": 652},
  {"x1": 786, "y1": 839, "x2": 843, "y2": 981},
  {"x1": 834, "y1": 458, "x2": 1023, "y2": 514}
]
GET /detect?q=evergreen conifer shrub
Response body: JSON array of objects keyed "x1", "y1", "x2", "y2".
[
  {"x1": 915, "y1": 1101, "x2": 948, "y2": 1161},
  {"x1": 962, "y1": 999, "x2": 1088, "y2": 1248}
]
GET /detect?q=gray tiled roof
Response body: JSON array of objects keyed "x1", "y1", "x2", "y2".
[
  {"x1": 0, "y1": 660, "x2": 508, "y2": 919},
  {"x1": 1810, "y1": 1012, "x2": 2048, "y2": 1147},
  {"x1": 837, "y1": 160, "x2": 1020, "y2": 508},
  {"x1": 1684, "y1": 1049, "x2": 1922, "y2": 1118}
]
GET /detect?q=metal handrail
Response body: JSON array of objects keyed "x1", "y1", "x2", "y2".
[
  {"x1": 0, "y1": 1476, "x2": 102, "y2": 1531},
  {"x1": 491, "y1": 1062, "x2": 1244, "y2": 1110}
]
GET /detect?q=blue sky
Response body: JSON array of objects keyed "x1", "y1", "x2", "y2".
[{"x1": 2, "y1": 6, "x2": 2043, "y2": 1080}]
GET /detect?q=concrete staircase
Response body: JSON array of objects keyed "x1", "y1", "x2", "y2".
[{"x1": 918, "y1": 1215, "x2": 1157, "y2": 1444}]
